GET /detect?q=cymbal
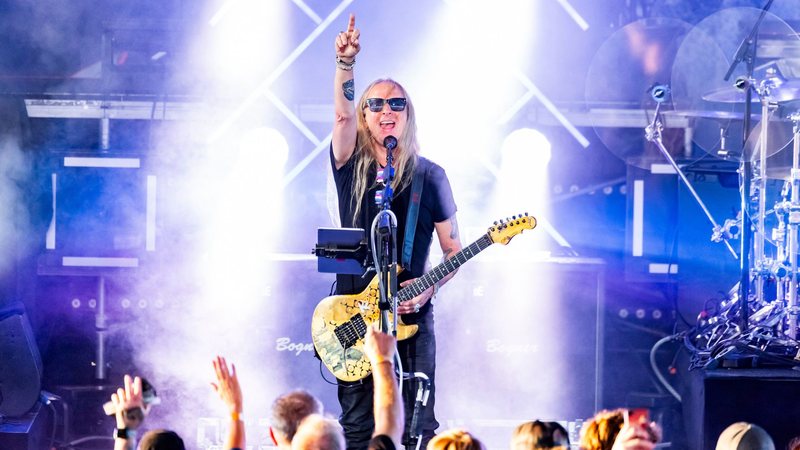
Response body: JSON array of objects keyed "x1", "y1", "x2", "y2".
[
  {"x1": 665, "y1": 109, "x2": 761, "y2": 121},
  {"x1": 585, "y1": 17, "x2": 694, "y2": 170},
  {"x1": 702, "y1": 80, "x2": 800, "y2": 104},
  {"x1": 671, "y1": 7, "x2": 800, "y2": 157},
  {"x1": 702, "y1": 86, "x2": 759, "y2": 103}
]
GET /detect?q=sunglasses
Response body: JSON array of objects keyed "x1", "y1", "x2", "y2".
[{"x1": 363, "y1": 97, "x2": 407, "y2": 112}]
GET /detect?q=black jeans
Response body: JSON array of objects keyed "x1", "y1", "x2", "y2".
[{"x1": 338, "y1": 310, "x2": 438, "y2": 450}]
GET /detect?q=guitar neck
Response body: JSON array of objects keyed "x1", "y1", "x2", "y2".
[{"x1": 398, "y1": 233, "x2": 494, "y2": 301}]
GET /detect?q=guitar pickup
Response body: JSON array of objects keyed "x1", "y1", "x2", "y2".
[{"x1": 333, "y1": 313, "x2": 368, "y2": 349}]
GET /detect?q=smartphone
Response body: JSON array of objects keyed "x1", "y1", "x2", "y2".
[
  {"x1": 625, "y1": 409, "x2": 658, "y2": 443},
  {"x1": 624, "y1": 408, "x2": 649, "y2": 425}
]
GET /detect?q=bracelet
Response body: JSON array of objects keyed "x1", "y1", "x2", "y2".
[
  {"x1": 231, "y1": 411, "x2": 243, "y2": 422},
  {"x1": 114, "y1": 428, "x2": 137, "y2": 440},
  {"x1": 372, "y1": 358, "x2": 393, "y2": 367},
  {"x1": 336, "y1": 55, "x2": 355, "y2": 71}
]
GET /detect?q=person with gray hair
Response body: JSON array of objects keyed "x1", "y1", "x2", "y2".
[
  {"x1": 292, "y1": 414, "x2": 346, "y2": 450},
  {"x1": 270, "y1": 390, "x2": 324, "y2": 449},
  {"x1": 292, "y1": 328, "x2": 403, "y2": 450}
]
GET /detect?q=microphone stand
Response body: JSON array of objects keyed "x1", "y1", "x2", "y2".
[
  {"x1": 723, "y1": 0, "x2": 774, "y2": 333},
  {"x1": 370, "y1": 136, "x2": 430, "y2": 448},
  {"x1": 372, "y1": 139, "x2": 398, "y2": 335}
]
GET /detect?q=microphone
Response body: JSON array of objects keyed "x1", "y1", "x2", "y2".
[{"x1": 383, "y1": 135, "x2": 397, "y2": 151}]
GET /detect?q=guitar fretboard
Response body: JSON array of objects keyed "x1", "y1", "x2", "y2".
[{"x1": 398, "y1": 233, "x2": 494, "y2": 302}]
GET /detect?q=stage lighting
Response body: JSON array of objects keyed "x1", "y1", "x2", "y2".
[
  {"x1": 237, "y1": 127, "x2": 289, "y2": 173},
  {"x1": 501, "y1": 128, "x2": 552, "y2": 168}
]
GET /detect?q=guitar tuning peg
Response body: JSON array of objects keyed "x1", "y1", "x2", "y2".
[
  {"x1": 493, "y1": 221, "x2": 499, "y2": 226},
  {"x1": 512, "y1": 215, "x2": 517, "y2": 220}
]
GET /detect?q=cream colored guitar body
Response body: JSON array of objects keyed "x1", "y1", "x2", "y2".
[
  {"x1": 311, "y1": 276, "x2": 419, "y2": 382},
  {"x1": 311, "y1": 213, "x2": 536, "y2": 382}
]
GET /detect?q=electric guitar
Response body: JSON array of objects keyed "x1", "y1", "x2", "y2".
[{"x1": 311, "y1": 213, "x2": 536, "y2": 382}]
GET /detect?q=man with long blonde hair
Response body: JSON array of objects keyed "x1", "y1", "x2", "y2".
[{"x1": 330, "y1": 13, "x2": 463, "y2": 450}]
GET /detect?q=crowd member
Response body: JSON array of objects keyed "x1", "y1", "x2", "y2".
[
  {"x1": 331, "y1": 12, "x2": 462, "y2": 450},
  {"x1": 293, "y1": 328, "x2": 404, "y2": 450},
  {"x1": 788, "y1": 435, "x2": 800, "y2": 450},
  {"x1": 108, "y1": 374, "x2": 179, "y2": 450},
  {"x1": 427, "y1": 429, "x2": 485, "y2": 450},
  {"x1": 715, "y1": 422, "x2": 775, "y2": 450},
  {"x1": 292, "y1": 414, "x2": 347, "y2": 450},
  {"x1": 511, "y1": 420, "x2": 569, "y2": 449},
  {"x1": 211, "y1": 355, "x2": 245, "y2": 450},
  {"x1": 270, "y1": 390, "x2": 324, "y2": 449},
  {"x1": 580, "y1": 409, "x2": 659, "y2": 450},
  {"x1": 580, "y1": 409, "x2": 624, "y2": 450},
  {"x1": 364, "y1": 327, "x2": 404, "y2": 450},
  {"x1": 108, "y1": 356, "x2": 244, "y2": 450}
]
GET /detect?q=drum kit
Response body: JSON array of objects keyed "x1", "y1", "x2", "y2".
[{"x1": 586, "y1": 6, "x2": 800, "y2": 368}]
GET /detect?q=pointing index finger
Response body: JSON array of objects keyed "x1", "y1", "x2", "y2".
[{"x1": 347, "y1": 13, "x2": 355, "y2": 33}]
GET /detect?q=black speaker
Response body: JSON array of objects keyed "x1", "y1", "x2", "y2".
[
  {"x1": 0, "y1": 401, "x2": 52, "y2": 450},
  {"x1": 0, "y1": 303, "x2": 43, "y2": 417},
  {"x1": 684, "y1": 368, "x2": 800, "y2": 449}
]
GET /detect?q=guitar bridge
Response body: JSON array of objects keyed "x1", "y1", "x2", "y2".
[{"x1": 334, "y1": 313, "x2": 367, "y2": 349}]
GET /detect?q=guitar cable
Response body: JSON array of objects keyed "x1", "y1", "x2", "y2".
[{"x1": 318, "y1": 359, "x2": 339, "y2": 386}]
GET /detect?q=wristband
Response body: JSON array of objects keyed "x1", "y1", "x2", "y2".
[
  {"x1": 336, "y1": 55, "x2": 355, "y2": 71},
  {"x1": 114, "y1": 428, "x2": 136, "y2": 440},
  {"x1": 231, "y1": 411, "x2": 243, "y2": 422}
]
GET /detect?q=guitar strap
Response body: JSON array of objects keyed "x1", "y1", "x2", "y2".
[{"x1": 403, "y1": 158, "x2": 428, "y2": 268}]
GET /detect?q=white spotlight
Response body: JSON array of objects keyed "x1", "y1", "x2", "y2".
[
  {"x1": 237, "y1": 127, "x2": 289, "y2": 172},
  {"x1": 501, "y1": 128, "x2": 552, "y2": 167}
]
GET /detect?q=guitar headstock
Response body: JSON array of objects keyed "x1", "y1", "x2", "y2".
[{"x1": 487, "y1": 213, "x2": 537, "y2": 245}]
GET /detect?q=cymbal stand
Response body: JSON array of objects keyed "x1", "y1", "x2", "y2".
[
  {"x1": 645, "y1": 102, "x2": 738, "y2": 259},
  {"x1": 786, "y1": 113, "x2": 800, "y2": 339},
  {"x1": 723, "y1": 0, "x2": 775, "y2": 331},
  {"x1": 772, "y1": 187, "x2": 788, "y2": 308},
  {"x1": 752, "y1": 95, "x2": 773, "y2": 305}
]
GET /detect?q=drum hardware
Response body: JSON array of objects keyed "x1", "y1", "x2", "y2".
[
  {"x1": 645, "y1": 95, "x2": 739, "y2": 259},
  {"x1": 586, "y1": 5, "x2": 800, "y2": 368}
]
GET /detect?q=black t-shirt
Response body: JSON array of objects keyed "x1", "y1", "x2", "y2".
[{"x1": 330, "y1": 147, "x2": 457, "y2": 296}]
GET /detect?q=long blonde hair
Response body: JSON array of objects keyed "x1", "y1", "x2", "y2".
[{"x1": 350, "y1": 78, "x2": 420, "y2": 226}]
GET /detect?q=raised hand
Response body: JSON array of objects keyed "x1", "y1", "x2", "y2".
[
  {"x1": 611, "y1": 414, "x2": 660, "y2": 450},
  {"x1": 364, "y1": 327, "x2": 396, "y2": 365},
  {"x1": 335, "y1": 13, "x2": 360, "y2": 60},
  {"x1": 211, "y1": 356, "x2": 243, "y2": 415},
  {"x1": 110, "y1": 374, "x2": 145, "y2": 429}
]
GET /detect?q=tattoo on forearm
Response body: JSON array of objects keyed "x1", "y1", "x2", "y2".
[
  {"x1": 342, "y1": 79, "x2": 355, "y2": 101},
  {"x1": 449, "y1": 216, "x2": 459, "y2": 240}
]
